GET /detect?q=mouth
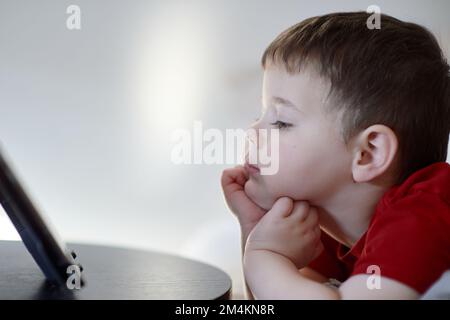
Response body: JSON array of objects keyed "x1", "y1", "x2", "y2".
[{"x1": 244, "y1": 162, "x2": 261, "y2": 175}]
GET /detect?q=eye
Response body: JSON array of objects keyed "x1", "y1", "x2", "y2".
[{"x1": 270, "y1": 120, "x2": 292, "y2": 129}]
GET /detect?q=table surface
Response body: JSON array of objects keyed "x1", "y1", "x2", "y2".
[{"x1": 0, "y1": 240, "x2": 232, "y2": 300}]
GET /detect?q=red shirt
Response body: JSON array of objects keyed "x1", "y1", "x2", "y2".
[{"x1": 308, "y1": 162, "x2": 450, "y2": 294}]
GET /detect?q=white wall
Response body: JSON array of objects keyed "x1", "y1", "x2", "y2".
[{"x1": 1, "y1": 0, "x2": 449, "y2": 297}]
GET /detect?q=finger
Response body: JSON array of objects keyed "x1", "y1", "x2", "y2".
[
  {"x1": 221, "y1": 166, "x2": 248, "y2": 189},
  {"x1": 234, "y1": 166, "x2": 249, "y2": 185},
  {"x1": 289, "y1": 201, "x2": 310, "y2": 222},
  {"x1": 268, "y1": 197, "x2": 294, "y2": 218},
  {"x1": 302, "y1": 207, "x2": 319, "y2": 229},
  {"x1": 239, "y1": 165, "x2": 250, "y2": 180}
]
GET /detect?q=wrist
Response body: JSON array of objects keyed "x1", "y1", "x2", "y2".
[
  {"x1": 243, "y1": 248, "x2": 290, "y2": 284},
  {"x1": 239, "y1": 222, "x2": 257, "y2": 242},
  {"x1": 244, "y1": 247, "x2": 280, "y2": 266},
  {"x1": 243, "y1": 248, "x2": 265, "y2": 277},
  {"x1": 239, "y1": 219, "x2": 257, "y2": 231},
  {"x1": 239, "y1": 225, "x2": 254, "y2": 256},
  {"x1": 244, "y1": 244, "x2": 310, "y2": 270}
]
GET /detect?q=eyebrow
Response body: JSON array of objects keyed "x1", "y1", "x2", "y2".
[{"x1": 271, "y1": 96, "x2": 297, "y2": 108}]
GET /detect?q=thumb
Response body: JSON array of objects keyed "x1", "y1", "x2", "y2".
[{"x1": 268, "y1": 197, "x2": 294, "y2": 218}]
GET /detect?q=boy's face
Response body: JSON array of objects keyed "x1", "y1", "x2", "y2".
[{"x1": 245, "y1": 64, "x2": 353, "y2": 210}]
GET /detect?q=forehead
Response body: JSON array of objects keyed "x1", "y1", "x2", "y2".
[{"x1": 262, "y1": 65, "x2": 330, "y2": 110}]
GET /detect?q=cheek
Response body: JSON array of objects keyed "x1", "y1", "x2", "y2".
[
  {"x1": 244, "y1": 126, "x2": 351, "y2": 207},
  {"x1": 265, "y1": 159, "x2": 305, "y2": 197},
  {"x1": 277, "y1": 137, "x2": 312, "y2": 185},
  {"x1": 244, "y1": 135, "x2": 311, "y2": 206},
  {"x1": 266, "y1": 130, "x2": 345, "y2": 198},
  {"x1": 283, "y1": 128, "x2": 351, "y2": 199}
]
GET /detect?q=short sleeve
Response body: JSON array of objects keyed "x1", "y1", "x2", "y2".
[{"x1": 351, "y1": 192, "x2": 450, "y2": 294}]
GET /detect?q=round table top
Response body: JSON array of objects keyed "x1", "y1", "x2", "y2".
[{"x1": 0, "y1": 240, "x2": 232, "y2": 300}]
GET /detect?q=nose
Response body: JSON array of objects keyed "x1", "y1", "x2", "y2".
[
  {"x1": 245, "y1": 127, "x2": 258, "y2": 164},
  {"x1": 250, "y1": 117, "x2": 263, "y2": 131},
  {"x1": 248, "y1": 117, "x2": 265, "y2": 145},
  {"x1": 246, "y1": 124, "x2": 272, "y2": 165}
]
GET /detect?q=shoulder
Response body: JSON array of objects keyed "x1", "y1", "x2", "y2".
[
  {"x1": 382, "y1": 162, "x2": 449, "y2": 208},
  {"x1": 371, "y1": 162, "x2": 450, "y2": 231},
  {"x1": 352, "y1": 163, "x2": 450, "y2": 294}
]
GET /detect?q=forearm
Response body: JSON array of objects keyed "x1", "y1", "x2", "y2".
[
  {"x1": 240, "y1": 226, "x2": 255, "y2": 300},
  {"x1": 243, "y1": 249, "x2": 341, "y2": 300}
]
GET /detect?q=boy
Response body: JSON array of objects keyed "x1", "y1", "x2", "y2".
[{"x1": 222, "y1": 12, "x2": 450, "y2": 299}]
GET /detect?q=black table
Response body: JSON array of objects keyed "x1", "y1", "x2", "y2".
[{"x1": 0, "y1": 240, "x2": 232, "y2": 300}]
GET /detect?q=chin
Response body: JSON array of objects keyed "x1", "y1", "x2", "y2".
[{"x1": 254, "y1": 197, "x2": 274, "y2": 211}]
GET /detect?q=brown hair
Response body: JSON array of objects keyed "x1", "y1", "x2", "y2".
[{"x1": 262, "y1": 12, "x2": 450, "y2": 183}]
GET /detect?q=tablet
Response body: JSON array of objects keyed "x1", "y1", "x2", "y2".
[{"x1": 0, "y1": 145, "x2": 85, "y2": 289}]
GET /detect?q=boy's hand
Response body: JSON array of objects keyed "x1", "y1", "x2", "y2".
[
  {"x1": 245, "y1": 197, "x2": 323, "y2": 269},
  {"x1": 221, "y1": 165, "x2": 266, "y2": 233}
]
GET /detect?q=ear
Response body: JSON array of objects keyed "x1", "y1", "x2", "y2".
[{"x1": 351, "y1": 125, "x2": 398, "y2": 183}]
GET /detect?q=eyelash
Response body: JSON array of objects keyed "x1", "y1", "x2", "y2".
[
  {"x1": 270, "y1": 121, "x2": 292, "y2": 130},
  {"x1": 253, "y1": 116, "x2": 292, "y2": 130}
]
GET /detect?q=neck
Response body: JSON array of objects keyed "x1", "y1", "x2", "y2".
[{"x1": 313, "y1": 181, "x2": 391, "y2": 248}]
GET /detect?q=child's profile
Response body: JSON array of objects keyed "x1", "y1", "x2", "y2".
[{"x1": 222, "y1": 11, "x2": 450, "y2": 300}]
